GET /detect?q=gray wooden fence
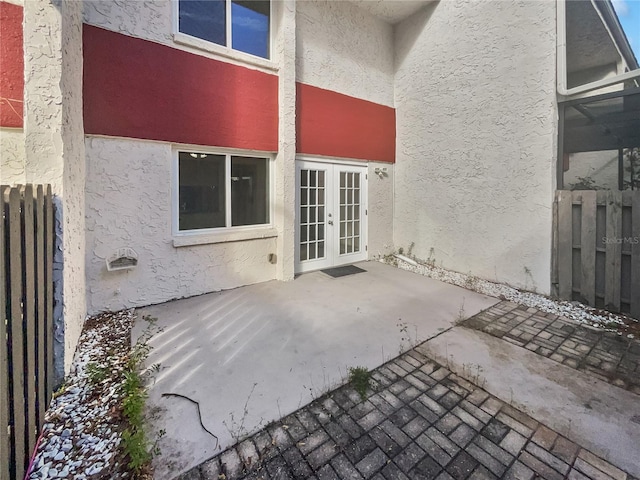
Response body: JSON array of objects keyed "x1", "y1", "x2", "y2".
[
  {"x1": 1, "y1": 184, "x2": 55, "y2": 480},
  {"x1": 553, "y1": 190, "x2": 640, "y2": 319}
]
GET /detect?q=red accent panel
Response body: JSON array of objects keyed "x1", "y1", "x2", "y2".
[
  {"x1": 83, "y1": 25, "x2": 278, "y2": 151},
  {"x1": 296, "y1": 83, "x2": 395, "y2": 163},
  {"x1": 0, "y1": 1, "x2": 23, "y2": 128}
]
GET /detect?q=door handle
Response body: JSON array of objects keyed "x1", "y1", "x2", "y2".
[{"x1": 328, "y1": 220, "x2": 333, "y2": 225}]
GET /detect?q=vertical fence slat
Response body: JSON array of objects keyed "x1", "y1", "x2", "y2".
[
  {"x1": 7, "y1": 187, "x2": 26, "y2": 480},
  {"x1": 557, "y1": 190, "x2": 573, "y2": 299},
  {"x1": 632, "y1": 193, "x2": 640, "y2": 319},
  {"x1": 45, "y1": 186, "x2": 54, "y2": 403},
  {"x1": 580, "y1": 191, "x2": 597, "y2": 305},
  {"x1": 21, "y1": 186, "x2": 38, "y2": 459},
  {"x1": 35, "y1": 186, "x2": 46, "y2": 430},
  {"x1": 605, "y1": 191, "x2": 622, "y2": 312},
  {"x1": 0, "y1": 187, "x2": 10, "y2": 480}
]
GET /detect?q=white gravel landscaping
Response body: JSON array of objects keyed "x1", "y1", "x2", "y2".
[
  {"x1": 388, "y1": 254, "x2": 638, "y2": 337},
  {"x1": 27, "y1": 310, "x2": 135, "y2": 480}
]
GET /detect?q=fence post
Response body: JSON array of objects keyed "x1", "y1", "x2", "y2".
[
  {"x1": 632, "y1": 193, "x2": 640, "y2": 319},
  {"x1": 580, "y1": 191, "x2": 597, "y2": 306},
  {"x1": 604, "y1": 191, "x2": 622, "y2": 312},
  {"x1": 35, "y1": 186, "x2": 47, "y2": 430},
  {"x1": 20, "y1": 185, "x2": 38, "y2": 456},
  {"x1": 557, "y1": 190, "x2": 573, "y2": 300},
  {"x1": 0, "y1": 186, "x2": 10, "y2": 480},
  {"x1": 7, "y1": 187, "x2": 26, "y2": 480}
]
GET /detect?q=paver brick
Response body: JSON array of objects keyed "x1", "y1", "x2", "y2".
[
  {"x1": 447, "y1": 451, "x2": 478, "y2": 480},
  {"x1": 425, "y1": 426, "x2": 461, "y2": 457},
  {"x1": 472, "y1": 435, "x2": 513, "y2": 466},
  {"x1": 344, "y1": 435, "x2": 377, "y2": 464},
  {"x1": 379, "y1": 419, "x2": 411, "y2": 447},
  {"x1": 297, "y1": 409, "x2": 322, "y2": 432},
  {"x1": 525, "y1": 441, "x2": 570, "y2": 475},
  {"x1": 306, "y1": 441, "x2": 339, "y2": 469},
  {"x1": 577, "y1": 449, "x2": 627, "y2": 480},
  {"x1": 465, "y1": 443, "x2": 506, "y2": 477},
  {"x1": 389, "y1": 379, "x2": 412, "y2": 395},
  {"x1": 369, "y1": 426, "x2": 403, "y2": 458},
  {"x1": 355, "y1": 448, "x2": 388, "y2": 478},
  {"x1": 298, "y1": 429, "x2": 330, "y2": 455},
  {"x1": 452, "y1": 405, "x2": 484, "y2": 431},
  {"x1": 401, "y1": 415, "x2": 430, "y2": 439},
  {"x1": 531, "y1": 424, "x2": 558, "y2": 449},
  {"x1": 481, "y1": 418, "x2": 509, "y2": 444},
  {"x1": 394, "y1": 442, "x2": 426, "y2": 473},
  {"x1": 358, "y1": 408, "x2": 386, "y2": 431},
  {"x1": 449, "y1": 423, "x2": 476, "y2": 448},
  {"x1": 316, "y1": 464, "x2": 340, "y2": 480},
  {"x1": 503, "y1": 460, "x2": 534, "y2": 480},
  {"x1": 518, "y1": 451, "x2": 564, "y2": 480},
  {"x1": 283, "y1": 447, "x2": 313, "y2": 479},
  {"x1": 428, "y1": 383, "x2": 450, "y2": 400},
  {"x1": 325, "y1": 421, "x2": 352, "y2": 447},
  {"x1": 551, "y1": 436, "x2": 579, "y2": 464},
  {"x1": 416, "y1": 432, "x2": 455, "y2": 467},
  {"x1": 330, "y1": 453, "x2": 364, "y2": 479},
  {"x1": 390, "y1": 406, "x2": 418, "y2": 427},
  {"x1": 495, "y1": 412, "x2": 534, "y2": 438},
  {"x1": 479, "y1": 397, "x2": 503, "y2": 417},
  {"x1": 411, "y1": 454, "x2": 443, "y2": 478},
  {"x1": 397, "y1": 385, "x2": 422, "y2": 403},
  {"x1": 380, "y1": 462, "x2": 410, "y2": 480},
  {"x1": 499, "y1": 430, "x2": 527, "y2": 456}
]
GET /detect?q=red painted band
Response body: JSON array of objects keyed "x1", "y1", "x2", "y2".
[
  {"x1": 0, "y1": 1, "x2": 24, "y2": 128},
  {"x1": 83, "y1": 25, "x2": 278, "y2": 151},
  {"x1": 296, "y1": 83, "x2": 395, "y2": 163}
]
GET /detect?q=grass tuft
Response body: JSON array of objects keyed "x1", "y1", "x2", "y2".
[{"x1": 348, "y1": 366, "x2": 371, "y2": 400}]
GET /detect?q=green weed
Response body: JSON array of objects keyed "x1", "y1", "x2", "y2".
[{"x1": 348, "y1": 366, "x2": 371, "y2": 400}]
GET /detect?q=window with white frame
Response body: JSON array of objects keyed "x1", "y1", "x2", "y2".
[
  {"x1": 178, "y1": 0, "x2": 271, "y2": 59},
  {"x1": 177, "y1": 151, "x2": 270, "y2": 232}
]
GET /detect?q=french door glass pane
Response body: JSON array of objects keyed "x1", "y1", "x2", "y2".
[{"x1": 299, "y1": 168, "x2": 327, "y2": 262}]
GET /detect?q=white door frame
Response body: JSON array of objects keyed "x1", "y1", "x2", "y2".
[{"x1": 295, "y1": 158, "x2": 368, "y2": 274}]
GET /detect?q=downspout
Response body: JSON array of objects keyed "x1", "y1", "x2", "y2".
[{"x1": 556, "y1": 0, "x2": 640, "y2": 98}]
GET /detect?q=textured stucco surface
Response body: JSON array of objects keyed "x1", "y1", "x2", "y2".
[
  {"x1": 368, "y1": 162, "x2": 394, "y2": 258},
  {"x1": 23, "y1": 0, "x2": 86, "y2": 375},
  {"x1": 393, "y1": 0, "x2": 557, "y2": 294},
  {"x1": 274, "y1": 0, "x2": 296, "y2": 281},
  {"x1": 85, "y1": 136, "x2": 278, "y2": 314},
  {"x1": 0, "y1": 127, "x2": 25, "y2": 183},
  {"x1": 296, "y1": 0, "x2": 394, "y2": 107},
  {"x1": 83, "y1": 0, "x2": 172, "y2": 45}
]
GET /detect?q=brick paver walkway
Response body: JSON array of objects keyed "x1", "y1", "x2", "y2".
[
  {"x1": 463, "y1": 301, "x2": 640, "y2": 394},
  {"x1": 177, "y1": 347, "x2": 634, "y2": 480}
]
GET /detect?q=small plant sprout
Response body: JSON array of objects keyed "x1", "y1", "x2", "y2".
[{"x1": 348, "y1": 366, "x2": 371, "y2": 400}]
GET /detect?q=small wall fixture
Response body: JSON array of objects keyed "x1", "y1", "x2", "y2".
[
  {"x1": 106, "y1": 247, "x2": 138, "y2": 271},
  {"x1": 374, "y1": 167, "x2": 388, "y2": 178}
]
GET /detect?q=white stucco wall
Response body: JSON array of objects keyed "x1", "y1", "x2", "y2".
[
  {"x1": 393, "y1": 0, "x2": 557, "y2": 294},
  {"x1": 0, "y1": 128, "x2": 25, "y2": 184},
  {"x1": 368, "y1": 162, "x2": 394, "y2": 258},
  {"x1": 295, "y1": 0, "x2": 394, "y2": 107},
  {"x1": 85, "y1": 136, "x2": 278, "y2": 314},
  {"x1": 83, "y1": 0, "x2": 172, "y2": 45},
  {"x1": 274, "y1": 0, "x2": 296, "y2": 281},
  {"x1": 23, "y1": 0, "x2": 86, "y2": 376}
]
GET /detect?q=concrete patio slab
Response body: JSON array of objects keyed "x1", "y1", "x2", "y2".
[
  {"x1": 135, "y1": 261, "x2": 498, "y2": 479},
  {"x1": 418, "y1": 326, "x2": 640, "y2": 477}
]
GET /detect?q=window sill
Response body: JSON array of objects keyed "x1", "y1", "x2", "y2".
[
  {"x1": 173, "y1": 32, "x2": 278, "y2": 73},
  {"x1": 173, "y1": 227, "x2": 278, "y2": 247}
]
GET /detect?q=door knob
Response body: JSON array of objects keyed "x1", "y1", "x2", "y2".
[{"x1": 328, "y1": 220, "x2": 333, "y2": 225}]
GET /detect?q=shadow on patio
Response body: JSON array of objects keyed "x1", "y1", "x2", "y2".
[{"x1": 135, "y1": 261, "x2": 498, "y2": 479}]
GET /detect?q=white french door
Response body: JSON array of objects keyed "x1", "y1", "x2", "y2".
[{"x1": 296, "y1": 160, "x2": 368, "y2": 273}]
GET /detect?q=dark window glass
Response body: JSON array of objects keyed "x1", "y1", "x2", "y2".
[
  {"x1": 231, "y1": 156, "x2": 269, "y2": 226},
  {"x1": 178, "y1": 152, "x2": 226, "y2": 230},
  {"x1": 179, "y1": 0, "x2": 226, "y2": 46},
  {"x1": 231, "y1": 1, "x2": 270, "y2": 59}
]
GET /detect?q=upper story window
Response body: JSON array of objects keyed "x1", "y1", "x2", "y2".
[{"x1": 178, "y1": 0, "x2": 271, "y2": 60}]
